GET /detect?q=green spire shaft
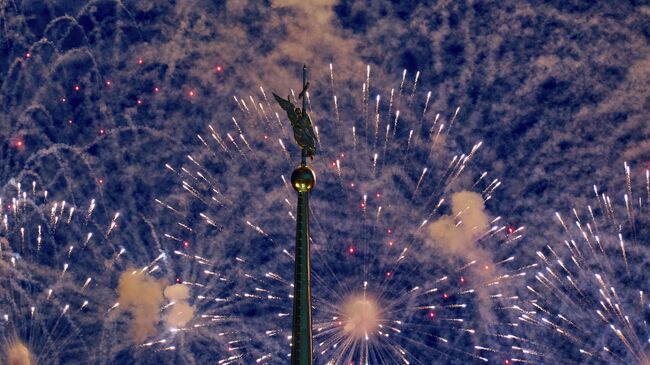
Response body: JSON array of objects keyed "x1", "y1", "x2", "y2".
[{"x1": 290, "y1": 180, "x2": 313, "y2": 364}]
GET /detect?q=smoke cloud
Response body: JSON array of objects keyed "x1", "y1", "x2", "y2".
[
  {"x1": 5, "y1": 340, "x2": 33, "y2": 365},
  {"x1": 116, "y1": 270, "x2": 165, "y2": 343},
  {"x1": 163, "y1": 284, "x2": 195, "y2": 328},
  {"x1": 427, "y1": 191, "x2": 497, "y2": 322},
  {"x1": 427, "y1": 190, "x2": 490, "y2": 259}
]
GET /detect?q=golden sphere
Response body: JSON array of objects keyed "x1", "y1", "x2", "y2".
[{"x1": 291, "y1": 165, "x2": 316, "y2": 192}]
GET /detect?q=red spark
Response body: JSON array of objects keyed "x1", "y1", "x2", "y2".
[
  {"x1": 360, "y1": 203, "x2": 366, "y2": 209},
  {"x1": 175, "y1": 277, "x2": 181, "y2": 283},
  {"x1": 386, "y1": 271, "x2": 392, "y2": 277},
  {"x1": 215, "y1": 64, "x2": 223, "y2": 73},
  {"x1": 331, "y1": 161, "x2": 336, "y2": 167},
  {"x1": 443, "y1": 293, "x2": 449, "y2": 299},
  {"x1": 388, "y1": 241, "x2": 393, "y2": 246},
  {"x1": 428, "y1": 311, "x2": 436, "y2": 319},
  {"x1": 183, "y1": 241, "x2": 190, "y2": 248},
  {"x1": 105, "y1": 80, "x2": 111, "y2": 86},
  {"x1": 507, "y1": 226, "x2": 516, "y2": 235},
  {"x1": 73, "y1": 85, "x2": 80, "y2": 91},
  {"x1": 350, "y1": 182, "x2": 355, "y2": 188},
  {"x1": 387, "y1": 228, "x2": 393, "y2": 234},
  {"x1": 25, "y1": 52, "x2": 31, "y2": 59},
  {"x1": 10, "y1": 135, "x2": 25, "y2": 150},
  {"x1": 484, "y1": 265, "x2": 490, "y2": 271},
  {"x1": 136, "y1": 99, "x2": 143, "y2": 105},
  {"x1": 68, "y1": 119, "x2": 73, "y2": 125},
  {"x1": 6, "y1": 204, "x2": 12, "y2": 210},
  {"x1": 99, "y1": 128, "x2": 105, "y2": 135},
  {"x1": 376, "y1": 192, "x2": 381, "y2": 198},
  {"x1": 154, "y1": 87, "x2": 160, "y2": 93},
  {"x1": 347, "y1": 246, "x2": 355, "y2": 254},
  {"x1": 61, "y1": 97, "x2": 66, "y2": 102},
  {"x1": 97, "y1": 178, "x2": 104, "y2": 185},
  {"x1": 460, "y1": 276, "x2": 465, "y2": 285},
  {"x1": 188, "y1": 90, "x2": 195, "y2": 97},
  {"x1": 137, "y1": 58, "x2": 143, "y2": 65},
  {"x1": 263, "y1": 135, "x2": 268, "y2": 140}
]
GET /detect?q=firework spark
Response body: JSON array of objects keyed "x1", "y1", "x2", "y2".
[
  {"x1": 0, "y1": 179, "x2": 122, "y2": 364},
  {"x1": 0, "y1": 3, "x2": 213, "y2": 361},
  {"x1": 511, "y1": 163, "x2": 650, "y2": 364}
]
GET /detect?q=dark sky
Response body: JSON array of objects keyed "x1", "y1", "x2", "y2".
[{"x1": 1, "y1": 1, "x2": 649, "y2": 364}]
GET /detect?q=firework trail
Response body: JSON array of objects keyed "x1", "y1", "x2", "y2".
[
  {"x1": 0, "y1": 2, "x2": 203, "y2": 361},
  {"x1": 0, "y1": 177, "x2": 124, "y2": 364},
  {"x1": 0, "y1": 174, "x2": 225, "y2": 364},
  {"x1": 510, "y1": 163, "x2": 650, "y2": 364},
  {"x1": 159, "y1": 65, "x2": 528, "y2": 364},
  {"x1": 0, "y1": 0, "x2": 177, "y2": 263},
  {"x1": 1, "y1": 2, "x2": 247, "y2": 363}
]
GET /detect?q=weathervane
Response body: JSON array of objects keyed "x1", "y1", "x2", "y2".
[{"x1": 273, "y1": 65, "x2": 315, "y2": 365}]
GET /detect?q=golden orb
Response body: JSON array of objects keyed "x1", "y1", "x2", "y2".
[{"x1": 291, "y1": 165, "x2": 316, "y2": 192}]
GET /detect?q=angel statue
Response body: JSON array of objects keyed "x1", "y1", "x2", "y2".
[{"x1": 273, "y1": 71, "x2": 318, "y2": 160}]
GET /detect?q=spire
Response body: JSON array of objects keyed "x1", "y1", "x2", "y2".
[{"x1": 285, "y1": 65, "x2": 315, "y2": 365}]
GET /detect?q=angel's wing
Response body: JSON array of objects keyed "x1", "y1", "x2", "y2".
[{"x1": 273, "y1": 93, "x2": 299, "y2": 122}]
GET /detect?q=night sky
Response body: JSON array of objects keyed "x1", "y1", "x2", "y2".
[{"x1": 1, "y1": 1, "x2": 649, "y2": 364}]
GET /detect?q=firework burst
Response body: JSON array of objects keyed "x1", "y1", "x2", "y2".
[
  {"x1": 160, "y1": 65, "x2": 528, "y2": 364},
  {"x1": 0, "y1": 177, "x2": 125, "y2": 364},
  {"x1": 1, "y1": 3, "x2": 216, "y2": 362},
  {"x1": 0, "y1": 175, "x2": 213, "y2": 364},
  {"x1": 512, "y1": 163, "x2": 650, "y2": 364}
]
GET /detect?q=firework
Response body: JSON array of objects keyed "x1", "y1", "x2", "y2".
[
  {"x1": 0, "y1": 174, "x2": 224, "y2": 364},
  {"x1": 0, "y1": 178, "x2": 123, "y2": 364},
  {"x1": 159, "y1": 65, "x2": 528, "y2": 364},
  {"x1": 1, "y1": 3, "x2": 238, "y2": 362},
  {"x1": 512, "y1": 163, "x2": 650, "y2": 364}
]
